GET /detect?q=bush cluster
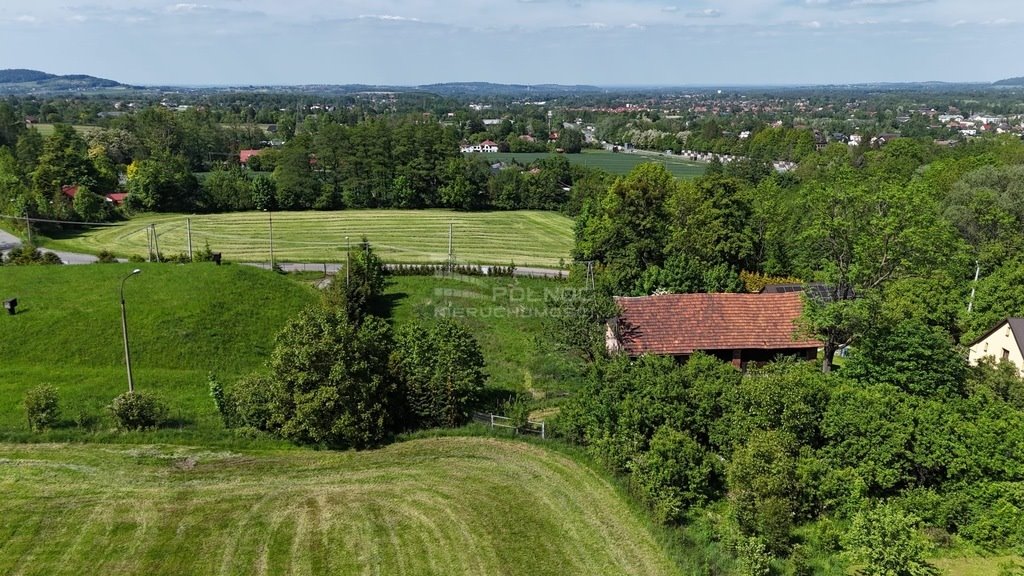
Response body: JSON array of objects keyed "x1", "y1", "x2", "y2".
[
  {"x1": 24, "y1": 384, "x2": 60, "y2": 431},
  {"x1": 109, "y1": 391, "x2": 167, "y2": 430}
]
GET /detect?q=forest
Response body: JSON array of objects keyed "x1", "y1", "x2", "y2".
[{"x1": 552, "y1": 133, "x2": 1024, "y2": 573}]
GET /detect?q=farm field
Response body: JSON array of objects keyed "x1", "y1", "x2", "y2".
[
  {"x1": 0, "y1": 437, "x2": 682, "y2": 576},
  {"x1": 45, "y1": 210, "x2": 574, "y2": 267},
  {"x1": 479, "y1": 149, "x2": 707, "y2": 179},
  {"x1": 0, "y1": 264, "x2": 315, "y2": 442}
]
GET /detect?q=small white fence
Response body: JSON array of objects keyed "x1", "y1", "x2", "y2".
[{"x1": 472, "y1": 412, "x2": 546, "y2": 439}]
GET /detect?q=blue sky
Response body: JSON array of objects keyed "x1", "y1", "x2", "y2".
[{"x1": 0, "y1": 0, "x2": 1021, "y2": 86}]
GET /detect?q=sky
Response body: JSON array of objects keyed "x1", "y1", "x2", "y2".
[{"x1": 0, "y1": 0, "x2": 1021, "y2": 86}]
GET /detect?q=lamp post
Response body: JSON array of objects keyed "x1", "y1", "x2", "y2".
[{"x1": 120, "y1": 269, "x2": 142, "y2": 393}]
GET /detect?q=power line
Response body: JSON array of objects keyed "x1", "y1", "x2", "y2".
[{"x1": 0, "y1": 214, "x2": 126, "y2": 227}]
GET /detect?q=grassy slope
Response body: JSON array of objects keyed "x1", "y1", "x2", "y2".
[
  {"x1": 384, "y1": 275, "x2": 585, "y2": 397},
  {"x1": 44, "y1": 210, "x2": 575, "y2": 267},
  {"x1": 481, "y1": 149, "x2": 707, "y2": 179},
  {"x1": 0, "y1": 437, "x2": 681, "y2": 576},
  {"x1": 0, "y1": 263, "x2": 315, "y2": 440}
]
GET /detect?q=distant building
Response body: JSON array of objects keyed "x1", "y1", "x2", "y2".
[
  {"x1": 606, "y1": 292, "x2": 821, "y2": 369},
  {"x1": 239, "y1": 149, "x2": 264, "y2": 164},
  {"x1": 460, "y1": 140, "x2": 499, "y2": 153},
  {"x1": 969, "y1": 319, "x2": 1024, "y2": 376}
]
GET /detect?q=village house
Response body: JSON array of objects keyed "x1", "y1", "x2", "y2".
[
  {"x1": 606, "y1": 292, "x2": 821, "y2": 369},
  {"x1": 239, "y1": 149, "x2": 264, "y2": 165},
  {"x1": 460, "y1": 140, "x2": 499, "y2": 153},
  {"x1": 61, "y1": 185, "x2": 127, "y2": 207},
  {"x1": 968, "y1": 318, "x2": 1024, "y2": 376}
]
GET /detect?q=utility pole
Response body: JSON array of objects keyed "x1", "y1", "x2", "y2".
[
  {"x1": 967, "y1": 260, "x2": 981, "y2": 313},
  {"x1": 120, "y1": 269, "x2": 142, "y2": 393},
  {"x1": 151, "y1": 224, "x2": 161, "y2": 262},
  {"x1": 448, "y1": 222, "x2": 454, "y2": 272},
  {"x1": 186, "y1": 217, "x2": 193, "y2": 262},
  {"x1": 146, "y1": 226, "x2": 153, "y2": 262},
  {"x1": 23, "y1": 209, "x2": 33, "y2": 246},
  {"x1": 345, "y1": 236, "x2": 351, "y2": 288}
]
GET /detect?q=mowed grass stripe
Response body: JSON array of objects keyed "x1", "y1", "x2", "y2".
[
  {"x1": 0, "y1": 438, "x2": 681, "y2": 576},
  {"x1": 47, "y1": 210, "x2": 575, "y2": 267}
]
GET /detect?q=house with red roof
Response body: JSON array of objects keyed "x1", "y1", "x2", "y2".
[
  {"x1": 607, "y1": 292, "x2": 821, "y2": 369},
  {"x1": 61, "y1": 185, "x2": 128, "y2": 207},
  {"x1": 239, "y1": 149, "x2": 264, "y2": 164}
]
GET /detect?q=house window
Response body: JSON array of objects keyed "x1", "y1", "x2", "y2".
[{"x1": 1003, "y1": 349, "x2": 1011, "y2": 362}]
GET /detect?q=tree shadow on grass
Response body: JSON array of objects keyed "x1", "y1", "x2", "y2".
[{"x1": 369, "y1": 291, "x2": 407, "y2": 321}]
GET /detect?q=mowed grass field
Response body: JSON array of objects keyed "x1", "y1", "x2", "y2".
[
  {"x1": 0, "y1": 264, "x2": 315, "y2": 441},
  {"x1": 0, "y1": 438, "x2": 682, "y2": 576},
  {"x1": 480, "y1": 149, "x2": 706, "y2": 179},
  {"x1": 30, "y1": 123, "x2": 103, "y2": 137},
  {"x1": 47, "y1": 210, "x2": 574, "y2": 267}
]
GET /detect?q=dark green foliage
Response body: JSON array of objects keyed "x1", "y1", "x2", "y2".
[
  {"x1": 109, "y1": 391, "x2": 167, "y2": 430},
  {"x1": 262, "y1": 308, "x2": 397, "y2": 448},
  {"x1": 223, "y1": 372, "x2": 277, "y2": 431},
  {"x1": 392, "y1": 319, "x2": 486, "y2": 429},
  {"x1": 125, "y1": 153, "x2": 199, "y2": 212},
  {"x1": 324, "y1": 238, "x2": 387, "y2": 323},
  {"x1": 96, "y1": 250, "x2": 118, "y2": 263},
  {"x1": 627, "y1": 425, "x2": 716, "y2": 524},
  {"x1": 2, "y1": 246, "x2": 62, "y2": 265},
  {"x1": 728, "y1": 430, "x2": 800, "y2": 554},
  {"x1": 843, "y1": 318, "x2": 967, "y2": 398},
  {"x1": 24, "y1": 384, "x2": 60, "y2": 431}
]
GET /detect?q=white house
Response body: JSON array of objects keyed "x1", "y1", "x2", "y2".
[
  {"x1": 460, "y1": 140, "x2": 500, "y2": 153},
  {"x1": 968, "y1": 318, "x2": 1024, "y2": 376}
]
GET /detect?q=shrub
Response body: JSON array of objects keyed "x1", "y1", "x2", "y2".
[
  {"x1": 226, "y1": 373, "x2": 278, "y2": 431},
  {"x1": 109, "y1": 391, "x2": 167, "y2": 430},
  {"x1": 392, "y1": 319, "x2": 486, "y2": 429},
  {"x1": 843, "y1": 503, "x2": 936, "y2": 576},
  {"x1": 24, "y1": 384, "x2": 60, "y2": 431},
  {"x1": 3, "y1": 246, "x2": 63, "y2": 266},
  {"x1": 96, "y1": 250, "x2": 118, "y2": 263}
]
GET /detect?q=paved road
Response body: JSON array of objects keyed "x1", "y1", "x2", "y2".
[
  {"x1": 0, "y1": 229, "x2": 100, "y2": 264},
  {"x1": 244, "y1": 262, "x2": 569, "y2": 279}
]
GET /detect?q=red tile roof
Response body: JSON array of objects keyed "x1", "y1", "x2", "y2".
[
  {"x1": 239, "y1": 149, "x2": 264, "y2": 163},
  {"x1": 105, "y1": 193, "x2": 128, "y2": 205},
  {"x1": 613, "y1": 292, "x2": 821, "y2": 356},
  {"x1": 61, "y1": 185, "x2": 79, "y2": 198}
]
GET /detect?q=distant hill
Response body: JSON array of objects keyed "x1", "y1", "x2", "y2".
[
  {"x1": 415, "y1": 81, "x2": 604, "y2": 97},
  {"x1": 0, "y1": 68, "x2": 127, "y2": 93},
  {"x1": 994, "y1": 76, "x2": 1024, "y2": 86}
]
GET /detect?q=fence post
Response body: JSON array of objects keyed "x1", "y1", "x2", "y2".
[
  {"x1": 490, "y1": 414, "x2": 494, "y2": 429},
  {"x1": 541, "y1": 421, "x2": 546, "y2": 440}
]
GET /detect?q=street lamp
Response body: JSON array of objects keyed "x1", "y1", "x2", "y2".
[{"x1": 120, "y1": 269, "x2": 142, "y2": 393}]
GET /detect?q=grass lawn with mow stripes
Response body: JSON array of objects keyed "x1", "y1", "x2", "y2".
[
  {"x1": 45, "y1": 210, "x2": 574, "y2": 268},
  {"x1": 0, "y1": 437, "x2": 683, "y2": 576}
]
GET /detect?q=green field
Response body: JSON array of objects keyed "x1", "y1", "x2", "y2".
[
  {"x1": 481, "y1": 149, "x2": 706, "y2": 179},
  {"x1": 386, "y1": 275, "x2": 584, "y2": 395},
  {"x1": 31, "y1": 123, "x2": 103, "y2": 137},
  {"x1": 0, "y1": 263, "x2": 315, "y2": 441},
  {"x1": 0, "y1": 437, "x2": 681, "y2": 576},
  {"x1": 46, "y1": 210, "x2": 574, "y2": 267}
]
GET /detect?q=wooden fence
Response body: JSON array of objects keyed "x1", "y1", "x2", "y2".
[{"x1": 472, "y1": 412, "x2": 546, "y2": 439}]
